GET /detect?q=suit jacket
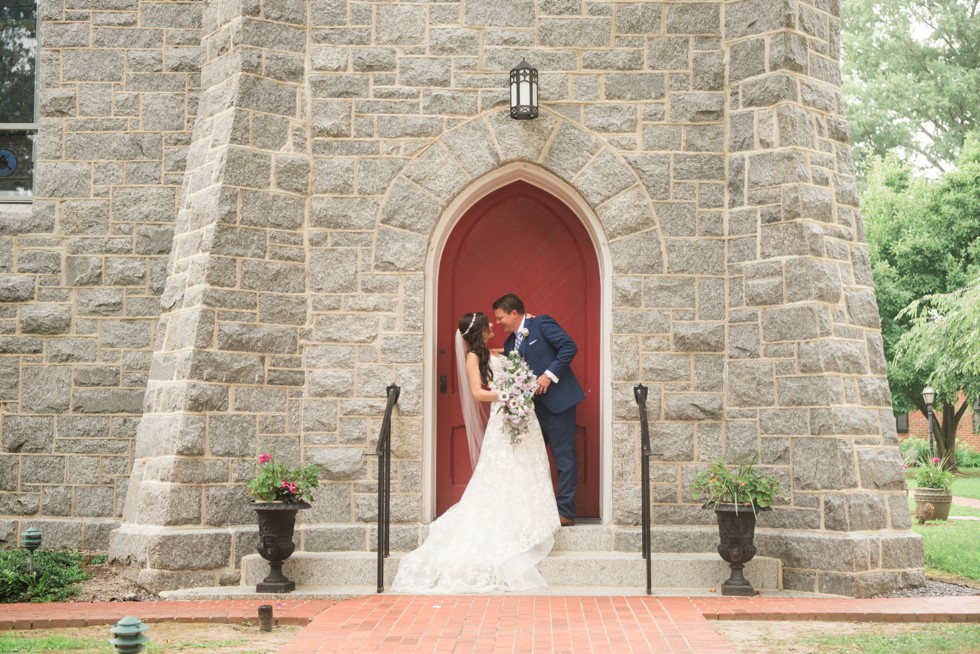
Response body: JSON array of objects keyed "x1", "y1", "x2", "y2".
[{"x1": 504, "y1": 314, "x2": 586, "y2": 415}]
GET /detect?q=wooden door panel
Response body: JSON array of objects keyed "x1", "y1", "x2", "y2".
[{"x1": 437, "y1": 181, "x2": 600, "y2": 517}]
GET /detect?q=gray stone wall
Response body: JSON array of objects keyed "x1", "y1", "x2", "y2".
[
  {"x1": 0, "y1": 0, "x2": 922, "y2": 597},
  {"x1": 0, "y1": 0, "x2": 201, "y2": 550}
]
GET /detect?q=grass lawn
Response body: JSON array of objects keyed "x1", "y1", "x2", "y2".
[
  {"x1": 904, "y1": 467, "x2": 980, "y2": 584},
  {"x1": 0, "y1": 622, "x2": 298, "y2": 653},
  {"x1": 800, "y1": 624, "x2": 980, "y2": 654},
  {"x1": 910, "y1": 510, "x2": 980, "y2": 583}
]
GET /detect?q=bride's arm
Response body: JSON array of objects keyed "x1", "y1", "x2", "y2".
[{"x1": 466, "y1": 353, "x2": 499, "y2": 403}]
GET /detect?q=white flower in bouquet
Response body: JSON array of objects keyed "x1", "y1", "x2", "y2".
[{"x1": 490, "y1": 351, "x2": 538, "y2": 445}]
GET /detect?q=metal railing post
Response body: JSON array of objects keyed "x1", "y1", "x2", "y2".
[
  {"x1": 634, "y1": 384, "x2": 652, "y2": 595},
  {"x1": 372, "y1": 384, "x2": 400, "y2": 593}
]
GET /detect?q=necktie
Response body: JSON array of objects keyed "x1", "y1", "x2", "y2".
[{"x1": 515, "y1": 331, "x2": 524, "y2": 350}]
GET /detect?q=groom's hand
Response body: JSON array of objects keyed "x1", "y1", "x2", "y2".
[{"x1": 535, "y1": 375, "x2": 552, "y2": 395}]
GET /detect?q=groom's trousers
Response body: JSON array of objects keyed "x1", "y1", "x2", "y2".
[{"x1": 535, "y1": 402, "x2": 577, "y2": 520}]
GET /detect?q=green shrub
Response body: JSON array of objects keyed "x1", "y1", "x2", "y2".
[
  {"x1": 900, "y1": 436, "x2": 932, "y2": 467},
  {"x1": 0, "y1": 549, "x2": 92, "y2": 603},
  {"x1": 956, "y1": 442, "x2": 980, "y2": 468}
]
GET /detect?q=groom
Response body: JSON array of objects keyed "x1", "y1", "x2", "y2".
[{"x1": 493, "y1": 293, "x2": 585, "y2": 526}]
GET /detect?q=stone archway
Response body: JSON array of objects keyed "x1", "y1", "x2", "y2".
[{"x1": 370, "y1": 107, "x2": 666, "y2": 521}]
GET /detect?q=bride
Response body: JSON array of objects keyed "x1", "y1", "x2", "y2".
[{"x1": 390, "y1": 312, "x2": 560, "y2": 593}]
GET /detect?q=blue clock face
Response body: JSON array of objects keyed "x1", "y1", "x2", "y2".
[{"x1": 0, "y1": 150, "x2": 17, "y2": 177}]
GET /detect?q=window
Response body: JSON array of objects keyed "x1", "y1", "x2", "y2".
[
  {"x1": 895, "y1": 413, "x2": 909, "y2": 434},
  {"x1": 0, "y1": 0, "x2": 39, "y2": 202}
]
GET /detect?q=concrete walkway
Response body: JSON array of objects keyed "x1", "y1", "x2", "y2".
[{"x1": 2, "y1": 595, "x2": 978, "y2": 653}]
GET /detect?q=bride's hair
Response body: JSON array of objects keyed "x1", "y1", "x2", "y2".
[{"x1": 458, "y1": 312, "x2": 493, "y2": 385}]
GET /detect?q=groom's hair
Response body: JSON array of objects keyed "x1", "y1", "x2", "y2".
[{"x1": 492, "y1": 293, "x2": 524, "y2": 315}]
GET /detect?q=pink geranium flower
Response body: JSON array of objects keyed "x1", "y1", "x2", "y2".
[{"x1": 258, "y1": 452, "x2": 272, "y2": 464}]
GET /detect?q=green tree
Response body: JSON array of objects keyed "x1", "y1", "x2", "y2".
[
  {"x1": 895, "y1": 276, "x2": 980, "y2": 465},
  {"x1": 842, "y1": 0, "x2": 980, "y2": 176},
  {"x1": 865, "y1": 137, "x2": 980, "y2": 465}
]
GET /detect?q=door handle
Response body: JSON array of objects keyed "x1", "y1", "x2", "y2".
[{"x1": 439, "y1": 375, "x2": 447, "y2": 393}]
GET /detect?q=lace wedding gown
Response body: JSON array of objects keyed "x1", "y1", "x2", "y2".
[{"x1": 391, "y1": 355, "x2": 560, "y2": 593}]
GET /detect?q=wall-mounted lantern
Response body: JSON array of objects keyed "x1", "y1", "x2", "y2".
[{"x1": 509, "y1": 59, "x2": 538, "y2": 120}]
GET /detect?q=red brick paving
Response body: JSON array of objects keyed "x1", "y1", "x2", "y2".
[
  {"x1": 1, "y1": 595, "x2": 978, "y2": 653},
  {"x1": 953, "y1": 495, "x2": 980, "y2": 510}
]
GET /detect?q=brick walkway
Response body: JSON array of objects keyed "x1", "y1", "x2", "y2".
[
  {"x1": 953, "y1": 495, "x2": 980, "y2": 510},
  {"x1": 2, "y1": 595, "x2": 979, "y2": 653}
]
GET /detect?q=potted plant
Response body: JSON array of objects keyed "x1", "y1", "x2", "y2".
[
  {"x1": 692, "y1": 459, "x2": 783, "y2": 596},
  {"x1": 245, "y1": 452, "x2": 320, "y2": 593},
  {"x1": 911, "y1": 457, "x2": 953, "y2": 523}
]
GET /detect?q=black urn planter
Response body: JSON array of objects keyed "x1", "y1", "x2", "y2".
[
  {"x1": 713, "y1": 504, "x2": 765, "y2": 596},
  {"x1": 252, "y1": 501, "x2": 310, "y2": 593}
]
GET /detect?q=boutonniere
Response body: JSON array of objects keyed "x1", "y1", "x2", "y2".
[{"x1": 518, "y1": 328, "x2": 529, "y2": 338}]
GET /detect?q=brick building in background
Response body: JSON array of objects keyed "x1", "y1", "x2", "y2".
[{"x1": 1, "y1": 0, "x2": 924, "y2": 596}]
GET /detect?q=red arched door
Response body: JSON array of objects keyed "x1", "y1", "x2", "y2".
[{"x1": 436, "y1": 181, "x2": 600, "y2": 518}]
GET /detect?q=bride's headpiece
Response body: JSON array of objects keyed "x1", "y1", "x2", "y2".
[{"x1": 461, "y1": 312, "x2": 477, "y2": 336}]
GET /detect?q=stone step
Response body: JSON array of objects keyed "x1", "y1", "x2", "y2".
[{"x1": 239, "y1": 550, "x2": 781, "y2": 592}]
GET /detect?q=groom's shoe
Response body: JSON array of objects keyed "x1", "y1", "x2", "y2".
[{"x1": 559, "y1": 516, "x2": 575, "y2": 527}]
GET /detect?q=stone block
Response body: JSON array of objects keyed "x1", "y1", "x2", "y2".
[
  {"x1": 650, "y1": 423, "x2": 695, "y2": 461},
  {"x1": 76, "y1": 486, "x2": 114, "y2": 517},
  {"x1": 617, "y1": 3, "x2": 662, "y2": 34},
  {"x1": 204, "y1": 486, "x2": 253, "y2": 527},
  {"x1": 761, "y1": 304, "x2": 830, "y2": 342},
  {"x1": 799, "y1": 340, "x2": 868, "y2": 374},
  {"x1": 769, "y1": 31, "x2": 808, "y2": 73},
  {"x1": 208, "y1": 414, "x2": 257, "y2": 458},
  {"x1": 666, "y1": 3, "x2": 720, "y2": 34},
  {"x1": 785, "y1": 257, "x2": 841, "y2": 303},
  {"x1": 792, "y1": 438, "x2": 858, "y2": 490},
  {"x1": 664, "y1": 394, "x2": 722, "y2": 420},
  {"x1": 646, "y1": 277, "x2": 696, "y2": 308},
  {"x1": 857, "y1": 448, "x2": 906, "y2": 491},
  {"x1": 20, "y1": 304, "x2": 72, "y2": 334},
  {"x1": 610, "y1": 230, "x2": 664, "y2": 275},
  {"x1": 727, "y1": 361, "x2": 775, "y2": 407},
  {"x1": 544, "y1": 122, "x2": 602, "y2": 181},
  {"x1": 380, "y1": 178, "x2": 442, "y2": 235},
  {"x1": 648, "y1": 37, "x2": 689, "y2": 71},
  {"x1": 146, "y1": 530, "x2": 232, "y2": 570},
  {"x1": 777, "y1": 104, "x2": 815, "y2": 148},
  {"x1": 670, "y1": 93, "x2": 724, "y2": 123},
  {"x1": 22, "y1": 366, "x2": 71, "y2": 414},
  {"x1": 308, "y1": 447, "x2": 366, "y2": 480},
  {"x1": 845, "y1": 289, "x2": 881, "y2": 329},
  {"x1": 597, "y1": 187, "x2": 654, "y2": 240},
  {"x1": 824, "y1": 493, "x2": 887, "y2": 532},
  {"x1": 23, "y1": 455, "x2": 66, "y2": 484},
  {"x1": 403, "y1": 145, "x2": 468, "y2": 202},
  {"x1": 442, "y1": 119, "x2": 500, "y2": 179},
  {"x1": 674, "y1": 322, "x2": 725, "y2": 352},
  {"x1": 729, "y1": 38, "x2": 765, "y2": 82},
  {"x1": 310, "y1": 197, "x2": 379, "y2": 230},
  {"x1": 0, "y1": 275, "x2": 36, "y2": 302},
  {"x1": 375, "y1": 227, "x2": 426, "y2": 272},
  {"x1": 540, "y1": 18, "x2": 611, "y2": 47},
  {"x1": 665, "y1": 239, "x2": 724, "y2": 275},
  {"x1": 673, "y1": 154, "x2": 724, "y2": 180},
  {"x1": 741, "y1": 73, "x2": 798, "y2": 107},
  {"x1": 643, "y1": 354, "x2": 691, "y2": 382},
  {"x1": 465, "y1": 0, "x2": 534, "y2": 27},
  {"x1": 605, "y1": 74, "x2": 666, "y2": 101},
  {"x1": 624, "y1": 154, "x2": 670, "y2": 200},
  {"x1": 725, "y1": 0, "x2": 797, "y2": 40}
]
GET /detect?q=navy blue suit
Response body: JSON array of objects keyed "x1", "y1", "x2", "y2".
[{"x1": 504, "y1": 315, "x2": 585, "y2": 520}]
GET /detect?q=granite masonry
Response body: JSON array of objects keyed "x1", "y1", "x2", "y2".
[{"x1": 0, "y1": 0, "x2": 923, "y2": 596}]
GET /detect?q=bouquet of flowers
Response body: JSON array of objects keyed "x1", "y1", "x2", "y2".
[{"x1": 490, "y1": 351, "x2": 538, "y2": 445}]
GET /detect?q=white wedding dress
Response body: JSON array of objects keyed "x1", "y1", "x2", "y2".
[{"x1": 391, "y1": 355, "x2": 560, "y2": 593}]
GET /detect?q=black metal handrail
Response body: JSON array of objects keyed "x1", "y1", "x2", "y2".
[
  {"x1": 634, "y1": 384, "x2": 652, "y2": 595},
  {"x1": 371, "y1": 384, "x2": 400, "y2": 593}
]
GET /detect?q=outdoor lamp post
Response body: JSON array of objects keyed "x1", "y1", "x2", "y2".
[
  {"x1": 509, "y1": 59, "x2": 538, "y2": 120},
  {"x1": 20, "y1": 527, "x2": 42, "y2": 577},
  {"x1": 922, "y1": 385, "x2": 936, "y2": 458}
]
